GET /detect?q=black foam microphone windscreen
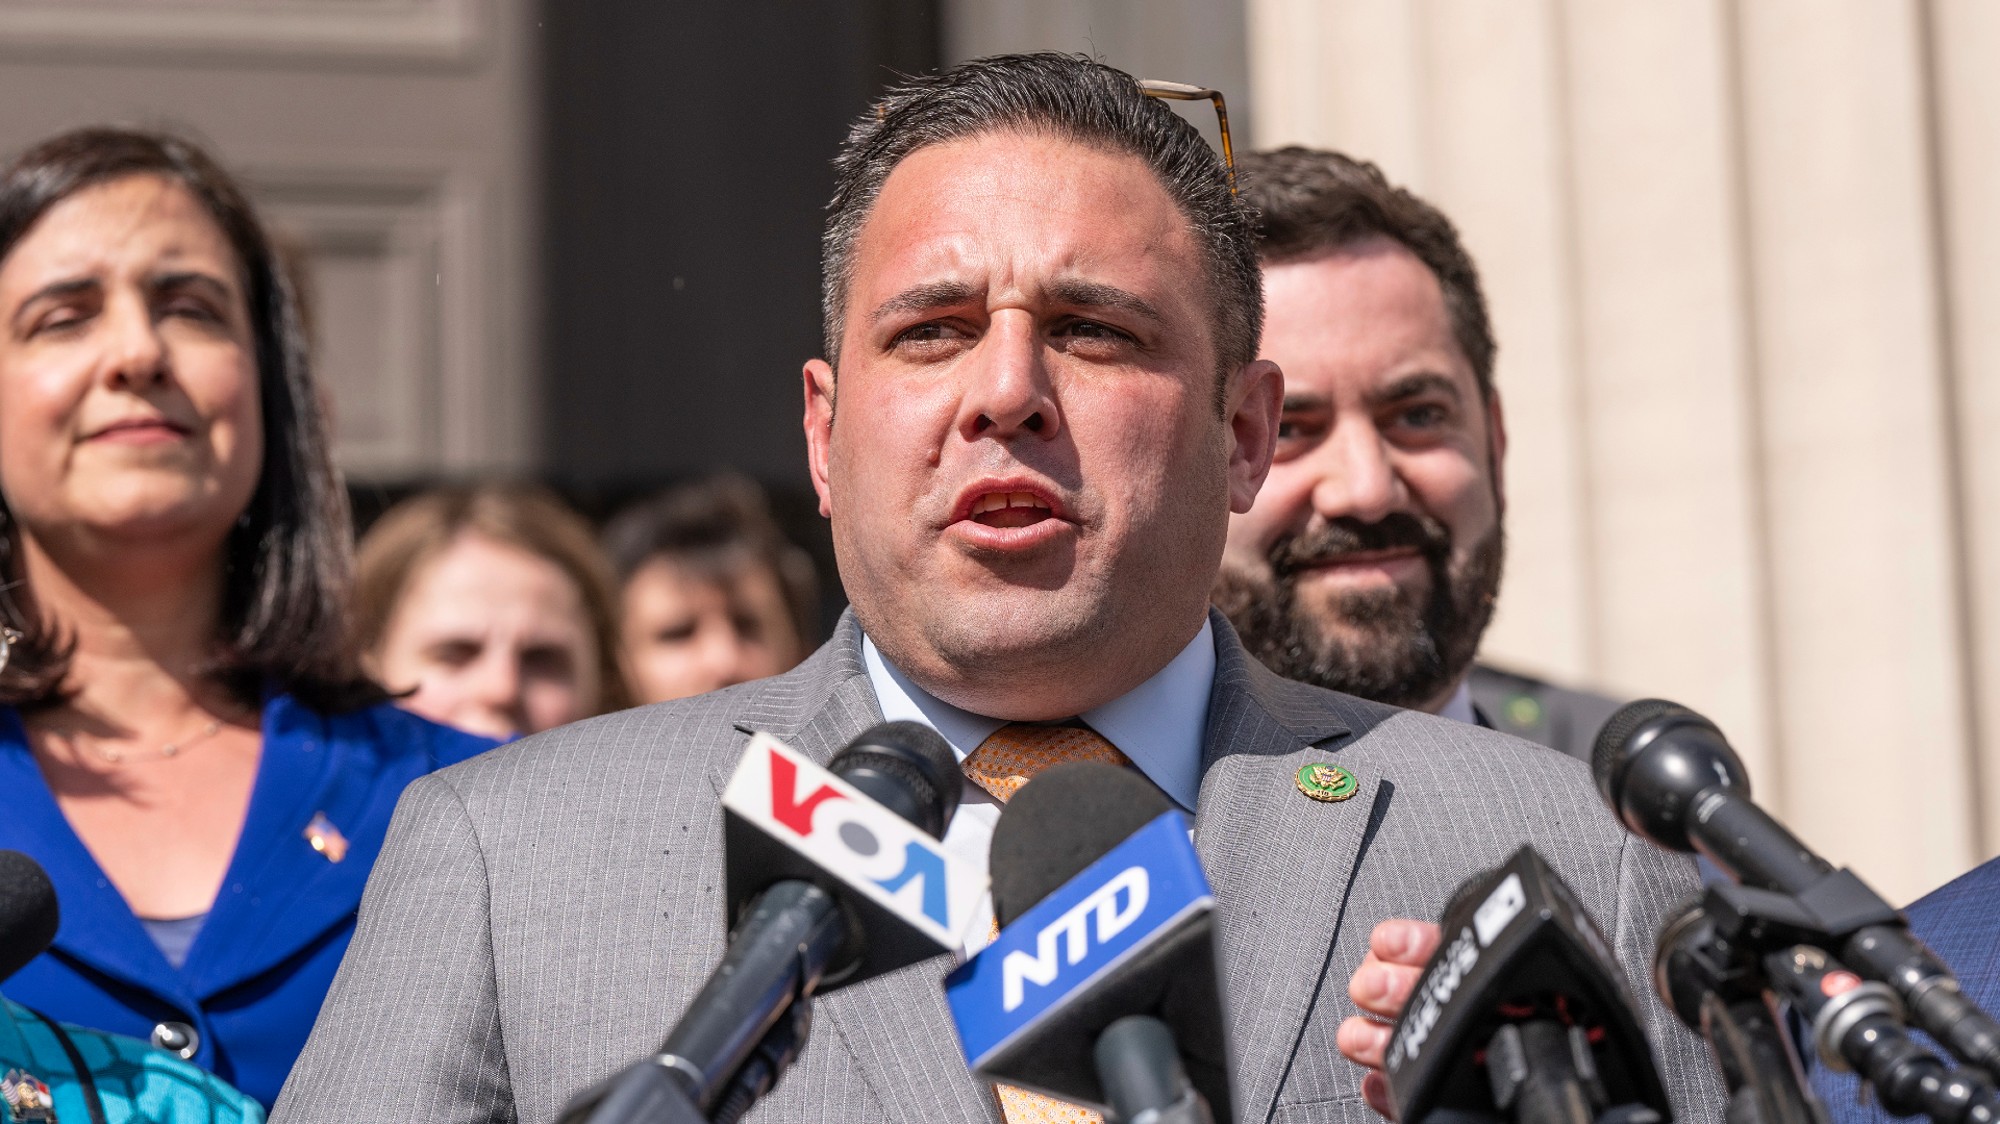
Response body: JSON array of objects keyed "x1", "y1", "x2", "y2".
[
  {"x1": 826, "y1": 720, "x2": 960, "y2": 840},
  {"x1": 989, "y1": 759, "x2": 1173, "y2": 927},
  {"x1": 0, "y1": 850, "x2": 58, "y2": 984}
]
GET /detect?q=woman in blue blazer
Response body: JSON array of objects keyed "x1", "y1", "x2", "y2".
[{"x1": 0, "y1": 127, "x2": 497, "y2": 1109}]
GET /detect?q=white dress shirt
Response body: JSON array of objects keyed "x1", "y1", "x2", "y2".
[{"x1": 861, "y1": 619, "x2": 1216, "y2": 954}]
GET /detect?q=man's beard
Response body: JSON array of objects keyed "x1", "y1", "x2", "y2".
[{"x1": 1214, "y1": 511, "x2": 1505, "y2": 710}]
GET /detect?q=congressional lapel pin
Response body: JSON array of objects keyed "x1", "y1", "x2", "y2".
[
  {"x1": 1296, "y1": 762, "x2": 1358, "y2": 803},
  {"x1": 303, "y1": 812, "x2": 349, "y2": 863},
  {"x1": 2, "y1": 1068, "x2": 56, "y2": 1122}
]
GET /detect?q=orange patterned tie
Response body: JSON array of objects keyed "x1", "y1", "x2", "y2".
[
  {"x1": 961, "y1": 723, "x2": 1130, "y2": 1124},
  {"x1": 961, "y1": 722, "x2": 1132, "y2": 803}
]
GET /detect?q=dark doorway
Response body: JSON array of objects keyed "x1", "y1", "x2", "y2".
[{"x1": 537, "y1": 0, "x2": 940, "y2": 629}]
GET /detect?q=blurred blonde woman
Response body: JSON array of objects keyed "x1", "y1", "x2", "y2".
[{"x1": 355, "y1": 483, "x2": 632, "y2": 738}]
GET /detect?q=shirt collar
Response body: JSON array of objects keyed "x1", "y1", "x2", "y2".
[
  {"x1": 860, "y1": 619, "x2": 1215, "y2": 811},
  {"x1": 1439, "y1": 679, "x2": 1478, "y2": 726}
]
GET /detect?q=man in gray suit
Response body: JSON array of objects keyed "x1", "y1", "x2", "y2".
[
  {"x1": 1214, "y1": 147, "x2": 1622, "y2": 763},
  {"x1": 276, "y1": 56, "x2": 1719, "y2": 1124}
]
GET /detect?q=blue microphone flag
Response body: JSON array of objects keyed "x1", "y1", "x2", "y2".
[{"x1": 945, "y1": 810, "x2": 1213, "y2": 1102}]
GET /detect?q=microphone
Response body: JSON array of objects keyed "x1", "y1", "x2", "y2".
[
  {"x1": 560, "y1": 722, "x2": 985, "y2": 1124},
  {"x1": 1593, "y1": 699, "x2": 2000, "y2": 1076},
  {"x1": 1651, "y1": 900, "x2": 1818, "y2": 1124},
  {"x1": 0, "y1": 851, "x2": 58, "y2": 984},
  {"x1": 945, "y1": 761, "x2": 1230, "y2": 1124},
  {"x1": 1383, "y1": 846, "x2": 1671, "y2": 1124}
]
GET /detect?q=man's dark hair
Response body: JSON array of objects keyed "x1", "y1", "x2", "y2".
[
  {"x1": 0, "y1": 126, "x2": 378, "y2": 711},
  {"x1": 603, "y1": 475, "x2": 821, "y2": 652},
  {"x1": 823, "y1": 52, "x2": 1261, "y2": 388},
  {"x1": 1239, "y1": 146, "x2": 1496, "y2": 399}
]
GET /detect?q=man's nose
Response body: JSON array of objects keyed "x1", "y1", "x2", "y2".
[
  {"x1": 1310, "y1": 422, "x2": 1405, "y2": 525},
  {"x1": 955, "y1": 314, "x2": 1062, "y2": 442}
]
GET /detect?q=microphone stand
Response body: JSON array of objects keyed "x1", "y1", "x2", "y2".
[
  {"x1": 1655, "y1": 902, "x2": 1821, "y2": 1124},
  {"x1": 555, "y1": 991, "x2": 817, "y2": 1124},
  {"x1": 1661, "y1": 883, "x2": 2000, "y2": 1124},
  {"x1": 555, "y1": 881, "x2": 845, "y2": 1124},
  {"x1": 1481, "y1": 1019, "x2": 1668, "y2": 1124},
  {"x1": 1094, "y1": 1016, "x2": 1215, "y2": 1124},
  {"x1": 1484, "y1": 1021, "x2": 1598, "y2": 1124},
  {"x1": 1764, "y1": 945, "x2": 2000, "y2": 1124}
]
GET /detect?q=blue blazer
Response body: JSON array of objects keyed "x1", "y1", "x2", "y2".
[
  {"x1": 1811, "y1": 857, "x2": 2000, "y2": 1123},
  {"x1": 0, "y1": 695, "x2": 496, "y2": 1109}
]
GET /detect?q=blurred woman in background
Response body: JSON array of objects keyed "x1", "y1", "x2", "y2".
[
  {"x1": 603, "y1": 474, "x2": 817, "y2": 703},
  {"x1": 0, "y1": 127, "x2": 494, "y2": 1109},
  {"x1": 354, "y1": 483, "x2": 630, "y2": 738}
]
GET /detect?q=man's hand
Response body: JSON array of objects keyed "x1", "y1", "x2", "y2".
[{"x1": 1336, "y1": 919, "x2": 1442, "y2": 1120}]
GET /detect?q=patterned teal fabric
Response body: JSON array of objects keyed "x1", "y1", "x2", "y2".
[{"x1": 0, "y1": 995, "x2": 263, "y2": 1124}]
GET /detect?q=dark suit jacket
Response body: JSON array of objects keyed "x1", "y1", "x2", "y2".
[
  {"x1": 274, "y1": 612, "x2": 1724, "y2": 1123},
  {"x1": 1812, "y1": 857, "x2": 2000, "y2": 1124},
  {"x1": 1469, "y1": 662, "x2": 1625, "y2": 763}
]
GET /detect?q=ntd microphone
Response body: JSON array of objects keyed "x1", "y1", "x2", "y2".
[
  {"x1": 722, "y1": 730, "x2": 985, "y2": 984},
  {"x1": 946, "y1": 762, "x2": 1231, "y2": 1123}
]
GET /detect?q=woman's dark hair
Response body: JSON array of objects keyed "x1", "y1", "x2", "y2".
[
  {"x1": 603, "y1": 475, "x2": 821, "y2": 655},
  {"x1": 0, "y1": 126, "x2": 380, "y2": 711}
]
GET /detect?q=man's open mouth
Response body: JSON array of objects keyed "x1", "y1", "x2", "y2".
[{"x1": 968, "y1": 490, "x2": 1054, "y2": 529}]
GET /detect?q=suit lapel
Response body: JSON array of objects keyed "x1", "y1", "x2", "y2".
[
  {"x1": 720, "y1": 613, "x2": 1002, "y2": 1123},
  {"x1": 715, "y1": 613, "x2": 882, "y2": 792},
  {"x1": 1195, "y1": 615, "x2": 1382, "y2": 1124},
  {"x1": 813, "y1": 952, "x2": 1005, "y2": 1122}
]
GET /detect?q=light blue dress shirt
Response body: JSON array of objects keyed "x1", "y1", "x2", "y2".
[
  {"x1": 1439, "y1": 680, "x2": 1477, "y2": 726},
  {"x1": 861, "y1": 619, "x2": 1216, "y2": 953}
]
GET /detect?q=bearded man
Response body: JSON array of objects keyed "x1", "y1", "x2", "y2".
[{"x1": 1217, "y1": 147, "x2": 1618, "y2": 759}]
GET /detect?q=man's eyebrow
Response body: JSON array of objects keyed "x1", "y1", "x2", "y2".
[
  {"x1": 1045, "y1": 278, "x2": 1164, "y2": 325},
  {"x1": 1281, "y1": 391, "x2": 1331, "y2": 412},
  {"x1": 1370, "y1": 371, "x2": 1465, "y2": 406},
  {"x1": 869, "y1": 280, "x2": 978, "y2": 326}
]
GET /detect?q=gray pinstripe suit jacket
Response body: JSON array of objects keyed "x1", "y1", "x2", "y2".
[{"x1": 273, "y1": 611, "x2": 1723, "y2": 1124}]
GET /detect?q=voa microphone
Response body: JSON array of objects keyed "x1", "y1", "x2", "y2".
[
  {"x1": 945, "y1": 760, "x2": 1232, "y2": 1124},
  {"x1": 1384, "y1": 846, "x2": 1672, "y2": 1124},
  {"x1": 560, "y1": 722, "x2": 986, "y2": 1124}
]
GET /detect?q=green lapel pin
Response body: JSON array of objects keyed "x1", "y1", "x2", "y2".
[{"x1": 1296, "y1": 762, "x2": 1358, "y2": 803}]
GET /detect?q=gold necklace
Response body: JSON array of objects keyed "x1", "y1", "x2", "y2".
[
  {"x1": 48, "y1": 712, "x2": 234, "y2": 764},
  {"x1": 89, "y1": 717, "x2": 229, "y2": 765}
]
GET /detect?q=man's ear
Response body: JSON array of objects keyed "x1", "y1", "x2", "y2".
[
  {"x1": 1484, "y1": 386, "x2": 1507, "y2": 517},
  {"x1": 1226, "y1": 358, "x2": 1284, "y2": 515},
  {"x1": 803, "y1": 358, "x2": 837, "y2": 519}
]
